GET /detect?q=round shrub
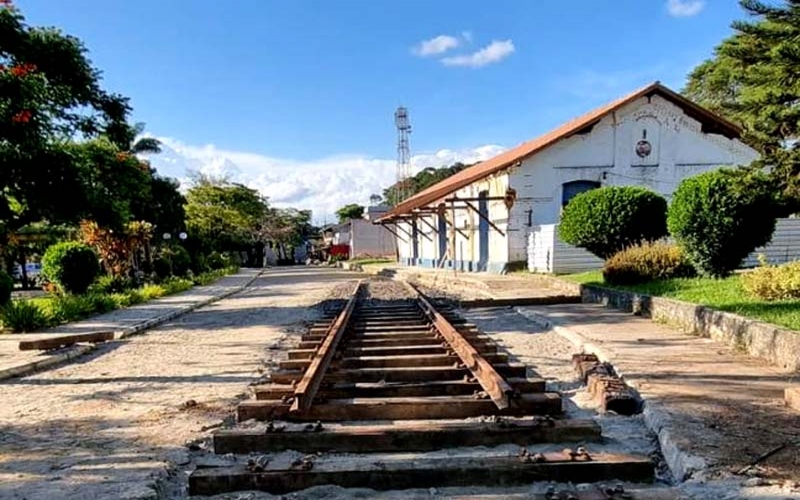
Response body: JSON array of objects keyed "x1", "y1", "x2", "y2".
[
  {"x1": 559, "y1": 186, "x2": 668, "y2": 259},
  {"x1": 0, "y1": 269, "x2": 12, "y2": 306},
  {"x1": 42, "y1": 242, "x2": 100, "y2": 294},
  {"x1": 152, "y1": 256, "x2": 172, "y2": 281},
  {"x1": 603, "y1": 241, "x2": 695, "y2": 286},
  {"x1": 668, "y1": 169, "x2": 778, "y2": 278}
]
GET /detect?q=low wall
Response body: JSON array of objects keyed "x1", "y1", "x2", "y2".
[{"x1": 580, "y1": 284, "x2": 800, "y2": 372}]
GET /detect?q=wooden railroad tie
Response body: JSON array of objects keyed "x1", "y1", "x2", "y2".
[
  {"x1": 18, "y1": 331, "x2": 115, "y2": 351},
  {"x1": 571, "y1": 353, "x2": 640, "y2": 415}
]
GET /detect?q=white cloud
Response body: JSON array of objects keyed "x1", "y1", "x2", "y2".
[
  {"x1": 413, "y1": 35, "x2": 462, "y2": 57},
  {"x1": 666, "y1": 0, "x2": 705, "y2": 17},
  {"x1": 441, "y1": 40, "x2": 515, "y2": 68},
  {"x1": 149, "y1": 137, "x2": 506, "y2": 224}
]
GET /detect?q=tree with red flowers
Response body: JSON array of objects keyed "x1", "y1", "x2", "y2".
[{"x1": 0, "y1": 1, "x2": 140, "y2": 237}]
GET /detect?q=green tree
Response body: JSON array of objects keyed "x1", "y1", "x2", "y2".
[
  {"x1": 261, "y1": 208, "x2": 313, "y2": 262},
  {"x1": 184, "y1": 175, "x2": 268, "y2": 254},
  {"x1": 335, "y1": 203, "x2": 364, "y2": 223},
  {"x1": 683, "y1": 0, "x2": 800, "y2": 210},
  {"x1": 382, "y1": 162, "x2": 470, "y2": 206},
  {"x1": 0, "y1": 3, "x2": 132, "y2": 236}
]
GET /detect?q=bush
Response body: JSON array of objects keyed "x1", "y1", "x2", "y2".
[
  {"x1": 42, "y1": 242, "x2": 100, "y2": 294},
  {"x1": 152, "y1": 257, "x2": 171, "y2": 281},
  {"x1": 45, "y1": 295, "x2": 96, "y2": 324},
  {"x1": 2, "y1": 301, "x2": 47, "y2": 333},
  {"x1": 0, "y1": 269, "x2": 12, "y2": 306},
  {"x1": 206, "y1": 251, "x2": 226, "y2": 270},
  {"x1": 603, "y1": 241, "x2": 695, "y2": 285},
  {"x1": 91, "y1": 274, "x2": 133, "y2": 294},
  {"x1": 161, "y1": 277, "x2": 193, "y2": 295},
  {"x1": 742, "y1": 257, "x2": 800, "y2": 300},
  {"x1": 668, "y1": 169, "x2": 778, "y2": 278},
  {"x1": 559, "y1": 186, "x2": 668, "y2": 259},
  {"x1": 170, "y1": 246, "x2": 192, "y2": 277}
]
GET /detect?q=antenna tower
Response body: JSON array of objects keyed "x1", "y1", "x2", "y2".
[{"x1": 394, "y1": 106, "x2": 412, "y2": 203}]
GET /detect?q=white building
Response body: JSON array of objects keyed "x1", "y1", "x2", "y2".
[
  {"x1": 376, "y1": 82, "x2": 776, "y2": 273},
  {"x1": 323, "y1": 218, "x2": 397, "y2": 260}
]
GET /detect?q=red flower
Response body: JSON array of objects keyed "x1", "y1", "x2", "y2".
[
  {"x1": 11, "y1": 110, "x2": 32, "y2": 123},
  {"x1": 9, "y1": 63, "x2": 37, "y2": 77}
]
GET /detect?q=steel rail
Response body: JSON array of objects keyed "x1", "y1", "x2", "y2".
[
  {"x1": 405, "y1": 282, "x2": 515, "y2": 410},
  {"x1": 290, "y1": 280, "x2": 363, "y2": 413}
]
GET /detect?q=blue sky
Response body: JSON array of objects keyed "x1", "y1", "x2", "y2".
[{"x1": 18, "y1": 0, "x2": 745, "y2": 221}]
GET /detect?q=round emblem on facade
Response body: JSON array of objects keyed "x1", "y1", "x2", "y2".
[{"x1": 635, "y1": 140, "x2": 652, "y2": 158}]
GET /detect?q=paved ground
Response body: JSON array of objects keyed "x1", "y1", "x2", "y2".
[
  {"x1": 0, "y1": 269, "x2": 261, "y2": 378},
  {"x1": 520, "y1": 302, "x2": 800, "y2": 497},
  {"x1": 0, "y1": 267, "x2": 363, "y2": 500}
]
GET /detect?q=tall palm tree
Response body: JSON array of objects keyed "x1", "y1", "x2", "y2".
[{"x1": 127, "y1": 122, "x2": 162, "y2": 155}]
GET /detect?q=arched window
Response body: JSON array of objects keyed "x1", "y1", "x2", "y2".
[{"x1": 562, "y1": 180, "x2": 601, "y2": 207}]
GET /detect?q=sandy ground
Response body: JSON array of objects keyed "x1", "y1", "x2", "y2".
[{"x1": 0, "y1": 267, "x2": 364, "y2": 500}]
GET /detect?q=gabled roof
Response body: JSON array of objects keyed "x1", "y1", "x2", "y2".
[{"x1": 377, "y1": 82, "x2": 743, "y2": 222}]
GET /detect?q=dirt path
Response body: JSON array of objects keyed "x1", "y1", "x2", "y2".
[{"x1": 0, "y1": 267, "x2": 362, "y2": 500}]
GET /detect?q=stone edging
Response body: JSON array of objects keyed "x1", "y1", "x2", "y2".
[
  {"x1": 516, "y1": 308, "x2": 708, "y2": 483},
  {"x1": 0, "y1": 270, "x2": 263, "y2": 382},
  {"x1": 578, "y1": 284, "x2": 800, "y2": 372}
]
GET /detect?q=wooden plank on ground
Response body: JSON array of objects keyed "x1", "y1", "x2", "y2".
[
  {"x1": 237, "y1": 393, "x2": 562, "y2": 421},
  {"x1": 410, "y1": 284, "x2": 514, "y2": 410},
  {"x1": 290, "y1": 281, "x2": 361, "y2": 414},
  {"x1": 189, "y1": 452, "x2": 653, "y2": 495},
  {"x1": 19, "y1": 331, "x2": 115, "y2": 351},
  {"x1": 214, "y1": 418, "x2": 601, "y2": 454},
  {"x1": 269, "y1": 363, "x2": 527, "y2": 385},
  {"x1": 253, "y1": 377, "x2": 545, "y2": 400},
  {"x1": 279, "y1": 353, "x2": 509, "y2": 371}
]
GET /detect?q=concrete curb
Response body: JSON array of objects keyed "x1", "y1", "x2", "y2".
[
  {"x1": 0, "y1": 270, "x2": 264, "y2": 382},
  {"x1": 515, "y1": 307, "x2": 708, "y2": 483}
]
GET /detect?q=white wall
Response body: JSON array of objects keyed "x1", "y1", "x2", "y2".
[
  {"x1": 349, "y1": 219, "x2": 397, "y2": 258},
  {"x1": 509, "y1": 94, "x2": 758, "y2": 265},
  {"x1": 529, "y1": 219, "x2": 800, "y2": 274}
]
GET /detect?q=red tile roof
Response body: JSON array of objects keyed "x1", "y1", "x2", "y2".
[{"x1": 378, "y1": 82, "x2": 743, "y2": 221}]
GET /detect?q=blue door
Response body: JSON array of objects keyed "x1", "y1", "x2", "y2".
[
  {"x1": 437, "y1": 215, "x2": 447, "y2": 263},
  {"x1": 478, "y1": 191, "x2": 489, "y2": 272},
  {"x1": 562, "y1": 180, "x2": 601, "y2": 207},
  {"x1": 411, "y1": 219, "x2": 419, "y2": 263}
]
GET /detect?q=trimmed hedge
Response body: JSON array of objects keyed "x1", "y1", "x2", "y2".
[
  {"x1": 559, "y1": 186, "x2": 668, "y2": 259},
  {"x1": 603, "y1": 241, "x2": 694, "y2": 286},
  {"x1": 668, "y1": 169, "x2": 777, "y2": 277},
  {"x1": 42, "y1": 242, "x2": 100, "y2": 294},
  {"x1": 742, "y1": 258, "x2": 800, "y2": 300}
]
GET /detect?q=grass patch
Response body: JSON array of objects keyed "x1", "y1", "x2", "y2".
[
  {"x1": 1, "y1": 266, "x2": 239, "y2": 333},
  {"x1": 347, "y1": 258, "x2": 394, "y2": 266},
  {"x1": 559, "y1": 271, "x2": 800, "y2": 331}
]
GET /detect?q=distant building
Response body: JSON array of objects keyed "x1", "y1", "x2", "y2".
[
  {"x1": 320, "y1": 214, "x2": 397, "y2": 260},
  {"x1": 374, "y1": 82, "x2": 800, "y2": 274}
]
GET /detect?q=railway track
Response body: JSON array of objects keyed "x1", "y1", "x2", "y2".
[{"x1": 189, "y1": 280, "x2": 672, "y2": 498}]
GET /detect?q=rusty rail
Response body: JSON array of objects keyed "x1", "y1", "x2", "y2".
[
  {"x1": 405, "y1": 282, "x2": 515, "y2": 410},
  {"x1": 290, "y1": 280, "x2": 362, "y2": 413}
]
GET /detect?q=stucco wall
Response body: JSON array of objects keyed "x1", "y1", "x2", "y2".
[
  {"x1": 508, "y1": 94, "x2": 759, "y2": 265},
  {"x1": 349, "y1": 219, "x2": 397, "y2": 258}
]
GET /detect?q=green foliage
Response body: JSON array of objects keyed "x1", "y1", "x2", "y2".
[
  {"x1": 2, "y1": 301, "x2": 47, "y2": 333},
  {"x1": 382, "y1": 163, "x2": 469, "y2": 206},
  {"x1": 668, "y1": 169, "x2": 778, "y2": 277},
  {"x1": 559, "y1": 186, "x2": 668, "y2": 260},
  {"x1": 742, "y1": 257, "x2": 800, "y2": 300},
  {"x1": 160, "y1": 276, "x2": 194, "y2": 294},
  {"x1": 335, "y1": 204, "x2": 364, "y2": 223},
  {"x1": 44, "y1": 294, "x2": 97, "y2": 324},
  {"x1": 602, "y1": 241, "x2": 694, "y2": 286},
  {"x1": 41, "y1": 241, "x2": 100, "y2": 294},
  {"x1": 185, "y1": 175, "x2": 267, "y2": 254},
  {"x1": 91, "y1": 274, "x2": 133, "y2": 294},
  {"x1": 683, "y1": 0, "x2": 800, "y2": 209},
  {"x1": 152, "y1": 257, "x2": 171, "y2": 281},
  {"x1": 0, "y1": 269, "x2": 12, "y2": 306},
  {"x1": 167, "y1": 245, "x2": 191, "y2": 277}
]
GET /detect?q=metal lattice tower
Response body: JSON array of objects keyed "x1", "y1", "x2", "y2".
[{"x1": 394, "y1": 106, "x2": 412, "y2": 203}]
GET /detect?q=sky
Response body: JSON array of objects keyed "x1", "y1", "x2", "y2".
[{"x1": 19, "y1": 0, "x2": 746, "y2": 223}]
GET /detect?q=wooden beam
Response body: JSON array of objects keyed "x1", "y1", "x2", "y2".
[
  {"x1": 290, "y1": 281, "x2": 362, "y2": 414},
  {"x1": 238, "y1": 392, "x2": 562, "y2": 421},
  {"x1": 461, "y1": 199, "x2": 506, "y2": 237},
  {"x1": 268, "y1": 363, "x2": 527, "y2": 385},
  {"x1": 253, "y1": 377, "x2": 545, "y2": 400},
  {"x1": 189, "y1": 452, "x2": 653, "y2": 496},
  {"x1": 416, "y1": 214, "x2": 439, "y2": 235},
  {"x1": 19, "y1": 331, "x2": 114, "y2": 351},
  {"x1": 408, "y1": 283, "x2": 515, "y2": 410},
  {"x1": 213, "y1": 418, "x2": 601, "y2": 454},
  {"x1": 377, "y1": 223, "x2": 407, "y2": 243}
]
